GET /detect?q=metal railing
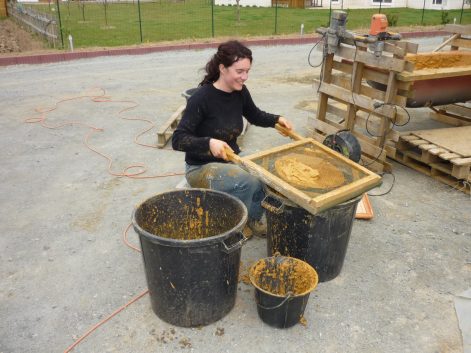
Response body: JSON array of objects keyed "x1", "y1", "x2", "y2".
[{"x1": 7, "y1": 0, "x2": 59, "y2": 47}]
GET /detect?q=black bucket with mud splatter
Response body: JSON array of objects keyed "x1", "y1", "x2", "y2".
[
  {"x1": 132, "y1": 189, "x2": 248, "y2": 327},
  {"x1": 263, "y1": 187, "x2": 361, "y2": 282},
  {"x1": 249, "y1": 254, "x2": 318, "y2": 328}
]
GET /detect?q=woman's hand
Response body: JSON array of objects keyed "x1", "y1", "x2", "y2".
[
  {"x1": 209, "y1": 138, "x2": 232, "y2": 161},
  {"x1": 277, "y1": 116, "x2": 293, "y2": 135}
]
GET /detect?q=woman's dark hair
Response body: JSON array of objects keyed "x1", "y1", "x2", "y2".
[{"x1": 199, "y1": 40, "x2": 253, "y2": 86}]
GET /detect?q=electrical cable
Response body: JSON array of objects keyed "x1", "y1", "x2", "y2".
[
  {"x1": 63, "y1": 224, "x2": 144, "y2": 353},
  {"x1": 308, "y1": 33, "x2": 326, "y2": 68},
  {"x1": 63, "y1": 288, "x2": 149, "y2": 353},
  {"x1": 367, "y1": 171, "x2": 396, "y2": 196},
  {"x1": 307, "y1": 33, "x2": 327, "y2": 94},
  {"x1": 25, "y1": 88, "x2": 184, "y2": 179},
  {"x1": 24, "y1": 90, "x2": 184, "y2": 350}
]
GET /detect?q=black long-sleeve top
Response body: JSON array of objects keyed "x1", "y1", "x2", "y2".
[{"x1": 172, "y1": 84, "x2": 280, "y2": 165}]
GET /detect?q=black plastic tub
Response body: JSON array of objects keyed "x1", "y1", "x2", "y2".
[
  {"x1": 132, "y1": 189, "x2": 248, "y2": 327},
  {"x1": 263, "y1": 187, "x2": 361, "y2": 282},
  {"x1": 249, "y1": 255, "x2": 318, "y2": 328}
]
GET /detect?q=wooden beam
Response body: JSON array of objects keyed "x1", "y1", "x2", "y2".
[
  {"x1": 450, "y1": 38, "x2": 471, "y2": 50},
  {"x1": 444, "y1": 24, "x2": 471, "y2": 35},
  {"x1": 433, "y1": 33, "x2": 461, "y2": 52},
  {"x1": 318, "y1": 82, "x2": 408, "y2": 122},
  {"x1": 156, "y1": 104, "x2": 186, "y2": 148},
  {"x1": 397, "y1": 67, "x2": 471, "y2": 82},
  {"x1": 337, "y1": 45, "x2": 406, "y2": 72}
]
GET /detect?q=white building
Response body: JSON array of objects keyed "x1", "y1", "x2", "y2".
[
  {"x1": 325, "y1": 0, "x2": 467, "y2": 10},
  {"x1": 216, "y1": 0, "x2": 271, "y2": 6},
  {"x1": 215, "y1": 0, "x2": 469, "y2": 10}
]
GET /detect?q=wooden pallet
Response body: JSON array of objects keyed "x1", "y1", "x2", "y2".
[
  {"x1": 427, "y1": 24, "x2": 471, "y2": 125},
  {"x1": 156, "y1": 104, "x2": 186, "y2": 148},
  {"x1": 393, "y1": 132, "x2": 471, "y2": 194},
  {"x1": 312, "y1": 37, "x2": 418, "y2": 173},
  {"x1": 430, "y1": 104, "x2": 471, "y2": 127}
]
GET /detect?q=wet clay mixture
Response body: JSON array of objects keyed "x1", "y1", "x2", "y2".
[
  {"x1": 138, "y1": 194, "x2": 242, "y2": 240},
  {"x1": 250, "y1": 257, "x2": 318, "y2": 296},
  {"x1": 406, "y1": 51, "x2": 471, "y2": 70},
  {"x1": 274, "y1": 152, "x2": 345, "y2": 189}
]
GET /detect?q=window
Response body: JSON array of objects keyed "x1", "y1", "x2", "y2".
[
  {"x1": 433, "y1": 0, "x2": 442, "y2": 4},
  {"x1": 372, "y1": 0, "x2": 392, "y2": 3}
]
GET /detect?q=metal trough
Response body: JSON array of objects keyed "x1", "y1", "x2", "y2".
[{"x1": 369, "y1": 51, "x2": 471, "y2": 108}]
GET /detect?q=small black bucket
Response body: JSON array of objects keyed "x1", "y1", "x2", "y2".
[
  {"x1": 249, "y1": 255, "x2": 318, "y2": 329},
  {"x1": 263, "y1": 187, "x2": 361, "y2": 282},
  {"x1": 132, "y1": 189, "x2": 248, "y2": 327},
  {"x1": 181, "y1": 87, "x2": 199, "y2": 101}
]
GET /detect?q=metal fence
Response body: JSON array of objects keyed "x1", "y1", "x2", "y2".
[
  {"x1": 7, "y1": 1, "x2": 59, "y2": 47},
  {"x1": 8, "y1": 0, "x2": 471, "y2": 49}
]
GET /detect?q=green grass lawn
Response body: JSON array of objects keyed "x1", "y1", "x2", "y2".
[{"x1": 25, "y1": 0, "x2": 471, "y2": 48}]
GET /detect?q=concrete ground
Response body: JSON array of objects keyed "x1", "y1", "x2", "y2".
[{"x1": 1, "y1": 36, "x2": 470, "y2": 353}]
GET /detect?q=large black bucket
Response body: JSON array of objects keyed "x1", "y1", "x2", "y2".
[
  {"x1": 132, "y1": 189, "x2": 248, "y2": 327},
  {"x1": 249, "y1": 254, "x2": 318, "y2": 328},
  {"x1": 263, "y1": 187, "x2": 361, "y2": 282}
]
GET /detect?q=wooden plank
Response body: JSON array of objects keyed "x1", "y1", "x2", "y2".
[
  {"x1": 418, "y1": 144, "x2": 437, "y2": 151},
  {"x1": 450, "y1": 38, "x2": 471, "y2": 49},
  {"x1": 331, "y1": 74, "x2": 389, "y2": 103},
  {"x1": 428, "y1": 147, "x2": 449, "y2": 155},
  {"x1": 393, "y1": 151, "x2": 470, "y2": 194},
  {"x1": 431, "y1": 111, "x2": 471, "y2": 127},
  {"x1": 453, "y1": 157, "x2": 471, "y2": 166},
  {"x1": 345, "y1": 60, "x2": 365, "y2": 131},
  {"x1": 397, "y1": 67, "x2": 471, "y2": 82},
  {"x1": 384, "y1": 42, "x2": 406, "y2": 57},
  {"x1": 413, "y1": 126, "x2": 471, "y2": 157},
  {"x1": 332, "y1": 60, "x2": 353, "y2": 75},
  {"x1": 354, "y1": 112, "x2": 384, "y2": 136},
  {"x1": 437, "y1": 104, "x2": 471, "y2": 119},
  {"x1": 309, "y1": 119, "x2": 338, "y2": 135},
  {"x1": 440, "y1": 152, "x2": 462, "y2": 160},
  {"x1": 337, "y1": 45, "x2": 406, "y2": 72},
  {"x1": 157, "y1": 104, "x2": 186, "y2": 134},
  {"x1": 396, "y1": 41, "x2": 419, "y2": 56},
  {"x1": 408, "y1": 139, "x2": 429, "y2": 146},
  {"x1": 318, "y1": 83, "x2": 395, "y2": 118},
  {"x1": 316, "y1": 54, "x2": 335, "y2": 123},
  {"x1": 314, "y1": 175, "x2": 380, "y2": 211},
  {"x1": 326, "y1": 103, "x2": 347, "y2": 121},
  {"x1": 386, "y1": 128, "x2": 400, "y2": 142},
  {"x1": 400, "y1": 134, "x2": 417, "y2": 141},
  {"x1": 444, "y1": 24, "x2": 471, "y2": 35},
  {"x1": 333, "y1": 60, "x2": 411, "y2": 91},
  {"x1": 451, "y1": 164, "x2": 470, "y2": 179},
  {"x1": 320, "y1": 82, "x2": 410, "y2": 125},
  {"x1": 433, "y1": 33, "x2": 461, "y2": 52}
]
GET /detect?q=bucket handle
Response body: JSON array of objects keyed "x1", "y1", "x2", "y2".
[
  {"x1": 221, "y1": 232, "x2": 248, "y2": 254},
  {"x1": 261, "y1": 195, "x2": 285, "y2": 214},
  {"x1": 256, "y1": 292, "x2": 293, "y2": 310}
]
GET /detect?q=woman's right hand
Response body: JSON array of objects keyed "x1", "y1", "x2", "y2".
[{"x1": 209, "y1": 138, "x2": 232, "y2": 161}]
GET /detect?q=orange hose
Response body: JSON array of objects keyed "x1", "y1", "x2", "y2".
[
  {"x1": 24, "y1": 89, "x2": 183, "y2": 352},
  {"x1": 63, "y1": 289, "x2": 149, "y2": 353},
  {"x1": 25, "y1": 88, "x2": 184, "y2": 179},
  {"x1": 123, "y1": 222, "x2": 141, "y2": 253}
]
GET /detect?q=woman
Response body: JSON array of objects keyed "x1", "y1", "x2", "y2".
[{"x1": 172, "y1": 40, "x2": 293, "y2": 236}]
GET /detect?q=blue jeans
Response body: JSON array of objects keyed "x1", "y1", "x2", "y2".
[{"x1": 185, "y1": 163, "x2": 265, "y2": 222}]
